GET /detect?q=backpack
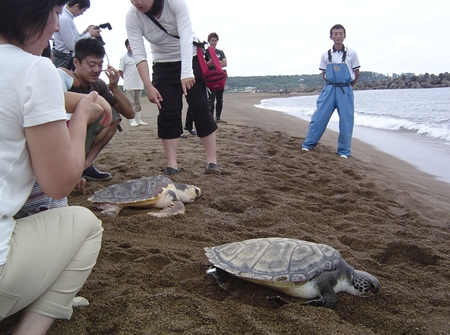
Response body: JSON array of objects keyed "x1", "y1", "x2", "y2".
[
  {"x1": 197, "y1": 46, "x2": 227, "y2": 92},
  {"x1": 144, "y1": 12, "x2": 227, "y2": 91}
]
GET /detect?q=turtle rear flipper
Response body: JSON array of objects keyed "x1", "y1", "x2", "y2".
[
  {"x1": 267, "y1": 295, "x2": 289, "y2": 308},
  {"x1": 149, "y1": 201, "x2": 185, "y2": 218}
]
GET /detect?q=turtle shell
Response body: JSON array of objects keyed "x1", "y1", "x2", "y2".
[
  {"x1": 205, "y1": 237, "x2": 341, "y2": 284},
  {"x1": 88, "y1": 175, "x2": 173, "y2": 205}
]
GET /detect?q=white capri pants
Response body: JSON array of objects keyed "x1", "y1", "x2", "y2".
[{"x1": 0, "y1": 206, "x2": 103, "y2": 320}]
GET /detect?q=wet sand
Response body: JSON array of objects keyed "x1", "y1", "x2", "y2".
[{"x1": 1, "y1": 93, "x2": 449, "y2": 334}]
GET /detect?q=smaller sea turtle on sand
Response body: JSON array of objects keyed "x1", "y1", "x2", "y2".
[
  {"x1": 205, "y1": 237, "x2": 381, "y2": 308},
  {"x1": 88, "y1": 175, "x2": 201, "y2": 217}
]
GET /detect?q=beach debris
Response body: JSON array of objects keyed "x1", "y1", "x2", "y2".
[
  {"x1": 88, "y1": 175, "x2": 201, "y2": 217},
  {"x1": 205, "y1": 237, "x2": 381, "y2": 308}
]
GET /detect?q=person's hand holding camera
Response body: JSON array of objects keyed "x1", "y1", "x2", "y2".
[{"x1": 87, "y1": 25, "x2": 101, "y2": 37}]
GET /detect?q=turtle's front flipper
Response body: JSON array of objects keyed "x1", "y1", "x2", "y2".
[
  {"x1": 98, "y1": 203, "x2": 123, "y2": 217},
  {"x1": 149, "y1": 201, "x2": 185, "y2": 218},
  {"x1": 303, "y1": 291, "x2": 337, "y2": 308},
  {"x1": 206, "y1": 267, "x2": 233, "y2": 290}
]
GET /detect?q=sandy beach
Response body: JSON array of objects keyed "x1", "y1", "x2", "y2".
[{"x1": 1, "y1": 93, "x2": 449, "y2": 334}]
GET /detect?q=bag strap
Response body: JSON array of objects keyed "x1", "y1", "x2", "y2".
[
  {"x1": 328, "y1": 46, "x2": 347, "y2": 63},
  {"x1": 144, "y1": 11, "x2": 180, "y2": 39},
  {"x1": 144, "y1": 10, "x2": 205, "y2": 48}
]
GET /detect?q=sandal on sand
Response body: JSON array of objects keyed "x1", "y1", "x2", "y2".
[
  {"x1": 205, "y1": 163, "x2": 221, "y2": 175},
  {"x1": 163, "y1": 167, "x2": 182, "y2": 175}
]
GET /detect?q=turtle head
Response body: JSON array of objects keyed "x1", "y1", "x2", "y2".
[
  {"x1": 349, "y1": 270, "x2": 381, "y2": 297},
  {"x1": 174, "y1": 183, "x2": 201, "y2": 203}
]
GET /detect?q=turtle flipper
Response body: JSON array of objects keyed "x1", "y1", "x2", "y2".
[
  {"x1": 206, "y1": 267, "x2": 233, "y2": 290},
  {"x1": 149, "y1": 201, "x2": 185, "y2": 218},
  {"x1": 267, "y1": 295, "x2": 289, "y2": 309},
  {"x1": 98, "y1": 203, "x2": 123, "y2": 217},
  {"x1": 303, "y1": 291, "x2": 337, "y2": 308}
]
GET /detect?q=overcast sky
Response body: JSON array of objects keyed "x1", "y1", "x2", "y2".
[{"x1": 72, "y1": 0, "x2": 449, "y2": 79}]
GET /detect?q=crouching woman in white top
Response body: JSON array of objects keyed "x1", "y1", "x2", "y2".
[{"x1": 0, "y1": 0, "x2": 108, "y2": 333}]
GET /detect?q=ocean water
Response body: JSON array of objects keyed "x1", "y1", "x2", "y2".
[{"x1": 256, "y1": 88, "x2": 450, "y2": 184}]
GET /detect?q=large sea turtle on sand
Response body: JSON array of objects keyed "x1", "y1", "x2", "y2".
[
  {"x1": 205, "y1": 237, "x2": 381, "y2": 308},
  {"x1": 88, "y1": 175, "x2": 201, "y2": 217}
]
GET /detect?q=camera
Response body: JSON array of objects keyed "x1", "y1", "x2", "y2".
[
  {"x1": 96, "y1": 23, "x2": 112, "y2": 30},
  {"x1": 93, "y1": 23, "x2": 112, "y2": 45}
]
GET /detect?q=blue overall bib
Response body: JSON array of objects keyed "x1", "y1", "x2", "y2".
[{"x1": 302, "y1": 56, "x2": 354, "y2": 157}]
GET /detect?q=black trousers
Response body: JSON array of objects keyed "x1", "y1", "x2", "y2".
[
  {"x1": 152, "y1": 57, "x2": 217, "y2": 139},
  {"x1": 185, "y1": 105, "x2": 194, "y2": 130},
  {"x1": 208, "y1": 89, "x2": 224, "y2": 119}
]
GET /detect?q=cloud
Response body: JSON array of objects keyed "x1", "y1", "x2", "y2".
[{"x1": 70, "y1": 0, "x2": 449, "y2": 79}]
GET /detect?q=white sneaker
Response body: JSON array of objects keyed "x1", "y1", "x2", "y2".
[
  {"x1": 72, "y1": 296, "x2": 89, "y2": 307},
  {"x1": 339, "y1": 154, "x2": 348, "y2": 159},
  {"x1": 130, "y1": 119, "x2": 139, "y2": 127},
  {"x1": 302, "y1": 148, "x2": 310, "y2": 151},
  {"x1": 137, "y1": 120, "x2": 148, "y2": 125}
]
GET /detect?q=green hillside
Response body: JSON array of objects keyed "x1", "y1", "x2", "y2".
[{"x1": 225, "y1": 71, "x2": 392, "y2": 91}]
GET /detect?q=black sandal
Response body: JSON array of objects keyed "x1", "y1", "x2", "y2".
[
  {"x1": 163, "y1": 167, "x2": 182, "y2": 175},
  {"x1": 205, "y1": 163, "x2": 221, "y2": 175}
]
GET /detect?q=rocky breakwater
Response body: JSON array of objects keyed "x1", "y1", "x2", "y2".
[{"x1": 356, "y1": 72, "x2": 450, "y2": 90}]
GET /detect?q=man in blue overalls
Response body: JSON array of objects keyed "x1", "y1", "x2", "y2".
[{"x1": 302, "y1": 24, "x2": 360, "y2": 158}]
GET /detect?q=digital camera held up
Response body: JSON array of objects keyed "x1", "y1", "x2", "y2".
[{"x1": 93, "y1": 22, "x2": 112, "y2": 45}]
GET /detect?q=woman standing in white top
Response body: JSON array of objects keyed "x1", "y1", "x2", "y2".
[
  {"x1": 0, "y1": 0, "x2": 106, "y2": 333},
  {"x1": 126, "y1": 0, "x2": 221, "y2": 175}
]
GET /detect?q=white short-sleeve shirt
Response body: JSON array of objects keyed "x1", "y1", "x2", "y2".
[
  {"x1": 319, "y1": 46, "x2": 360, "y2": 81},
  {"x1": 0, "y1": 45, "x2": 66, "y2": 265},
  {"x1": 119, "y1": 52, "x2": 144, "y2": 90}
]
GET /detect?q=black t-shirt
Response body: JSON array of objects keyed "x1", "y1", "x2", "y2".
[{"x1": 69, "y1": 79, "x2": 117, "y2": 107}]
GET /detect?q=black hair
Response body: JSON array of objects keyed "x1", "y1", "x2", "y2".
[
  {"x1": 125, "y1": 39, "x2": 129, "y2": 47},
  {"x1": 330, "y1": 24, "x2": 346, "y2": 37},
  {"x1": 0, "y1": 0, "x2": 67, "y2": 46},
  {"x1": 74, "y1": 38, "x2": 105, "y2": 62},
  {"x1": 147, "y1": 0, "x2": 164, "y2": 16},
  {"x1": 67, "y1": 0, "x2": 90, "y2": 9},
  {"x1": 208, "y1": 32, "x2": 219, "y2": 42}
]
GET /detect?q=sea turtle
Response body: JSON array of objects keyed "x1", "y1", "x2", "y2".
[
  {"x1": 204, "y1": 237, "x2": 381, "y2": 308},
  {"x1": 88, "y1": 175, "x2": 201, "y2": 217}
]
